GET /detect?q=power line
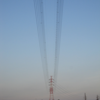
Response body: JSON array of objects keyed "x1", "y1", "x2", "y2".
[
  {"x1": 53, "y1": 84, "x2": 69, "y2": 95},
  {"x1": 54, "y1": 0, "x2": 64, "y2": 92},
  {"x1": 34, "y1": 0, "x2": 64, "y2": 97},
  {"x1": 33, "y1": 0, "x2": 49, "y2": 92},
  {"x1": 56, "y1": 85, "x2": 69, "y2": 93}
]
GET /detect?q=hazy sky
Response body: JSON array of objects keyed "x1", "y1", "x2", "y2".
[{"x1": 0, "y1": 0, "x2": 100, "y2": 100}]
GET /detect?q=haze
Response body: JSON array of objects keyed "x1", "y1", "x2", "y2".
[{"x1": 0, "y1": 0, "x2": 100, "y2": 100}]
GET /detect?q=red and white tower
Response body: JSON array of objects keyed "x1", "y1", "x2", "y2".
[{"x1": 49, "y1": 76, "x2": 54, "y2": 100}]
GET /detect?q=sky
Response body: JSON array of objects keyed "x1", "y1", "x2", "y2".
[{"x1": 0, "y1": 0, "x2": 100, "y2": 100}]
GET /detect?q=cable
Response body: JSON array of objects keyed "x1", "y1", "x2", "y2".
[
  {"x1": 56, "y1": 85, "x2": 69, "y2": 94},
  {"x1": 34, "y1": 0, "x2": 64, "y2": 98},
  {"x1": 54, "y1": 0, "x2": 64, "y2": 92},
  {"x1": 55, "y1": 85, "x2": 70, "y2": 98},
  {"x1": 33, "y1": 0, "x2": 49, "y2": 92}
]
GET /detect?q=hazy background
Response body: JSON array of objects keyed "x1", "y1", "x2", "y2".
[{"x1": 0, "y1": 0, "x2": 100, "y2": 100}]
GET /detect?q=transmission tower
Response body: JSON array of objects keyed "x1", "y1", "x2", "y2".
[
  {"x1": 96, "y1": 95, "x2": 99, "y2": 100},
  {"x1": 49, "y1": 76, "x2": 54, "y2": 100},
  {"x1": 84, "y1": 93, "x2": 87, "y2": 100}
]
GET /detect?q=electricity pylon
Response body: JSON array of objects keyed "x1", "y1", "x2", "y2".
[
  {"x1": 84, "y1": 93, "x2": 87, "y2": 100},
  {"x1": 49, "y1": 76, "x2": 54, "y2": 100}
]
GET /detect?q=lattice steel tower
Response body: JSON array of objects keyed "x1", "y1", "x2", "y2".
[{"x1": 49, "y1": 76, "x2": 54, "y2": 100}]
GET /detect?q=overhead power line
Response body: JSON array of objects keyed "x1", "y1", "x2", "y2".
[
  {"x1": 56, "y1": 85, "x2": 69, "y2": 94},
  {"x1": 33, "y1": 0, "x2": 64, "y2": 97},
  {"x1": 33, "y1": 0, "x2": 49, "y2": 92},
  {"x1": 54, "y1": 0, "x2": 64, "y2": 92}
]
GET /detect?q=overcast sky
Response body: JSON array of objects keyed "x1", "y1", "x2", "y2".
[{"x1": 0, "y1": 0, "x2": 100, "y2": 100}]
